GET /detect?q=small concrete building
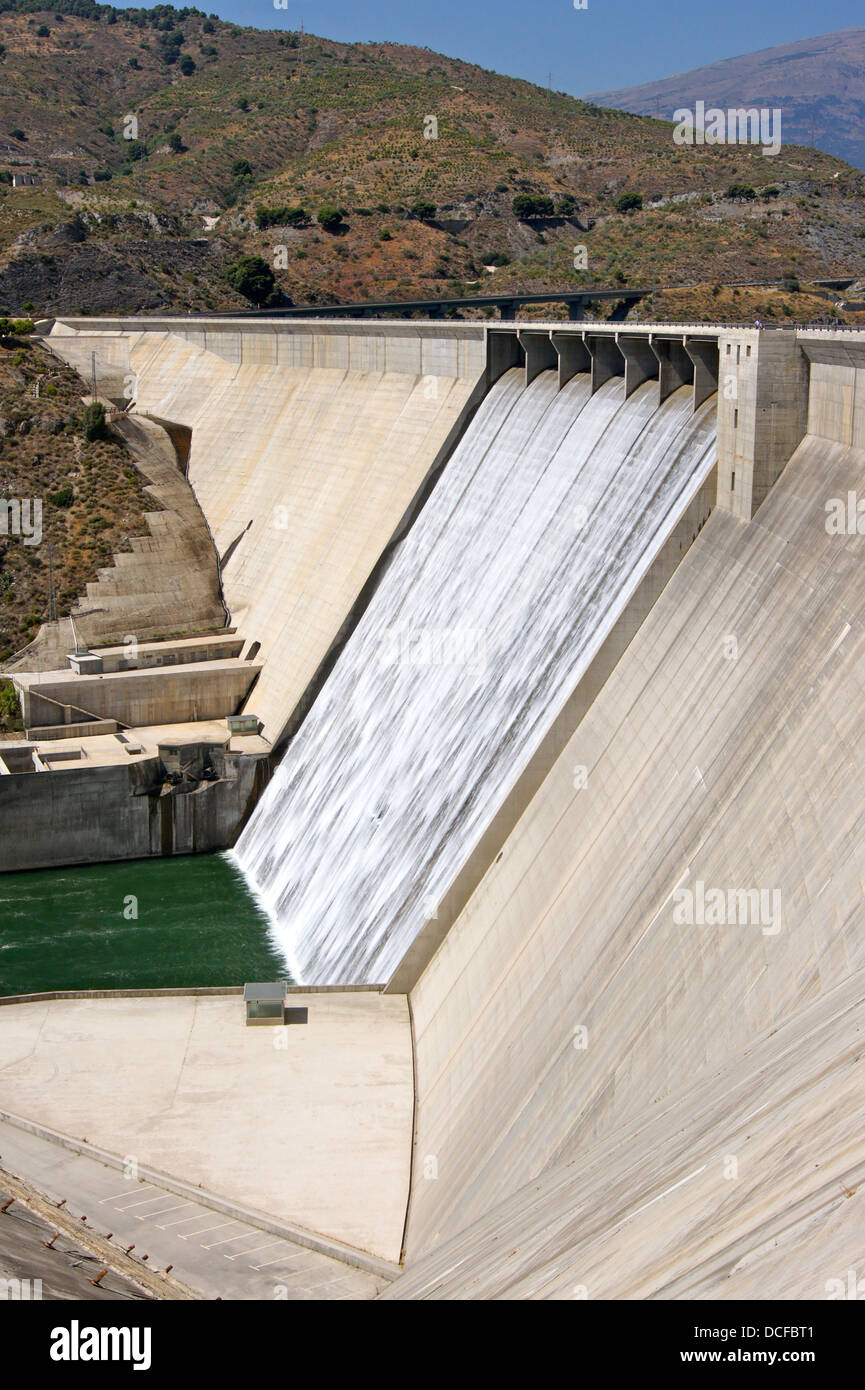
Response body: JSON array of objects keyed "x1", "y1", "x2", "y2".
[{"x1": 243, "y1": 982, "x2": 286, "y2": 1026}]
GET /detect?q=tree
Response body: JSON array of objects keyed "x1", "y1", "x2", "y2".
[
  {"x1": 613, "y1": 191, "x2": 643, "y2": 214},
  {"x1": 225, "y1": 254, "x2": 276, "y2": 306},
  {"x1": 179, "y1": 55, "x2": 195, "y2": 76},
  {"x1": 410, "y1": 199, "x2": 436, "y2": 222},
  {"x1": 555, "y1": 193, "x2": 578, "y2": 216},
  {"x1": 512, "y1": 193, "x2": 554, "y2": 219},
  {"x1": 167, "y1": 132, "x2": 185, "y2": 152},
  {"x1": 231, "y1": 157, "x2": 252, "y2": 179},
  {"x1": 317, "y1": 205, "x2": 343, "y2": 232}
]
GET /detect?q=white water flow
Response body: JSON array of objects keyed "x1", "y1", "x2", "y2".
[{"x1": 235, "y1": 368, "x2": 717, "y2": 984}]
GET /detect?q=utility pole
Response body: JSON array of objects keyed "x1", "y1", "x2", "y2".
[{"x1": 47, "y1": 543, "x2": 57, "y2": 623}]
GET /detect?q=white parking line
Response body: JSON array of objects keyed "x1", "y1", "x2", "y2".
[
  {"x1": 132, "y1": 1198, "x2": 186, "y2": 1220},
  {"x1": 225, "y1": 1240, "x2": 284, "y2": 1261},
  {"x1": 113, "y1": 1193, "x2": 178, "y2": 1213},
  {"x1": 99, "y1": 1185, "x2": 158, "y2": 1204},
  {"x1": 200, "y1": 1227, "x2": 250, "y2": 1249},
  {"x1": 249, "y1": 1251, "x2": 297, "y2": 1270},
  {"x1": 152, "y1": 1203, "x2": 196, "y2": 1223},
  {"x1": 158, "y1": 1211, "x2": 214, "y2": 1231},
  {"x1": 179, "y1": 1220, "x2": 238, "y2": 1241}
]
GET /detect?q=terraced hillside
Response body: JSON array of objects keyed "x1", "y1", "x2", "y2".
[
  {"x1": 0, "y1": 4, "x2": 863, "y2": 321},
  {"x1": 0, "y1": 326, "x2": 153, "y2": 665}
]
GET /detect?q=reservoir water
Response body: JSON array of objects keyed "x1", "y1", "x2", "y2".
[{"x1": 0, "y1": 853, "x2": 285, "y2": 996}]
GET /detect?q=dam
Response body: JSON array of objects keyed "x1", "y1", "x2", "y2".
[{"x1": 0, "y1": 313, "x2": 863, "y2": 1300}]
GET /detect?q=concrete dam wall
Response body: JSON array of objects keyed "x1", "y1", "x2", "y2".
[
  {"x1": 7, "y1": 316, "x2": 865, "y2": 1300},
  {"x1": 383, "y1": 342, "x2": 865, "y2": 1298}
]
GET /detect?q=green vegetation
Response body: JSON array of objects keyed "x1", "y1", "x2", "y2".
[
  {"x1": 512, "y1": 193, "x2": 555, "y2": 219},
  {"x1": 48, "y1": 485, "x2": 74, "y2": 507},
  {"x1": 82, "y1": 401, "x2": 107, "y2": 441},
  {"x1": 727, "y1": 183, "x2": 757, "y2": 201},
  {"x1": 0, "y1": 319, "x2": 35, "y2": 338},
  {"x1": 224, "y1": 253, "x2": 277, "y2": 305},
  {"x1": 0, "y1": 678, "x2": 23, "y2": 734},
  {"x1": 613, "y1": 191, "x2": 643, "y2": 214},
  {"x1": 317, "y1": 206, "x2": 344, "y2": 232},
  {"x1": 254, "y1": 204, "x2": 308, "y2": 229}
]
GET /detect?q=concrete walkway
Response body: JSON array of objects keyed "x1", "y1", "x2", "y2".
[
  {"x1": 0, "y1": 1119, "x2": 390, "y2": 1300},
  {"x1": 0, "y1": 991, "x2": 413, "y2": 1265}
]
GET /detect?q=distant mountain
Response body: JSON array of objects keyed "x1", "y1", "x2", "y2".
[{"x1": 587, "y1": 27, "x2": 865, "y2": 172}]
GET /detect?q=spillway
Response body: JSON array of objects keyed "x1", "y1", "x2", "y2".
[{"x1": 234, "y1": 367, "x2": 717, "y2": 984}]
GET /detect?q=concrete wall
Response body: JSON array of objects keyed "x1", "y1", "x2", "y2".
[
  {"x1": 395, "y1": 427, "x2": 865, "y2": 1294},
  {"x1": 18, "y1": 663, "x2": 258, "y2": 731},
  {"x1": 800, "y1": 331, "x2": 865, "y2": 447},
  {"x1": 0, "y1": 748, "x2": 271, "y2": 872},
  {"x1": 715, "y1": 329, "x2": 809, "y2": 520}
]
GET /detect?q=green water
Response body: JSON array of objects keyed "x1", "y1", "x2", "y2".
[{"x1": 0, "y1": 854, "x2": 289, "y2": 996}]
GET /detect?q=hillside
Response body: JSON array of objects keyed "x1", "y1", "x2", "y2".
[
  {"x1": 588, "y1": 27, "x2": 865, "y2": 174},
  {"x1": 0, "y1": 5, "x2": 860, "y2": 324},
  {"x1": 0, "y1": 328, "x2": 153, "y2": 674}
]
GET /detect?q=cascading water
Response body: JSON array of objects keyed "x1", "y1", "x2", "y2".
[{"x1": 234, "y1": 367, "x2": 717, "y2": 984}]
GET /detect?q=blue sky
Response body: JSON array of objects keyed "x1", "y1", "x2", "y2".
[{"x1": 144, "y1": 0, "x2": 865, "y2": 95}]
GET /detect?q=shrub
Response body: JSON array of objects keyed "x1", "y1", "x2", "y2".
[
  {"x1": 179, "y1": 55, "x2": 195, "y2": 76},
  {"x1": 0, "y1": 317, "x2": 33, "y2": 337},
  {"x1": 82, "y1": 401, "x2": 107, "y2": 441},
  {"x1": 727, "y1": 183, "x2": 757, "y2": 201},
  {"x1": 0, "y1": 678, "x2": 22, "y2": 733},
  {"x1": 410, "y1": 199, "x2": 436, "y2": 222},
  {"x1": 48, "y1": 485, "x2": 74, "y2": 507},
  {"x1": 36, "y1": 24, "x2": 50, "y2": 37},
  {"x1": 555, "y1": 194, "x2": 578, "y2": 216},
  {"x1": 231, "y1": 157, "x2": 252, "y2": 179},
  {"x1": 613, "y1": 191, "x2": 643, "y2": 214},
  {"x1": 167, "y1": 132, "x2": 185, "y2": 153},
  {"x1": 317, "y1": 205, "x2": 343, "y2": 232},
  {"x1": 254, "y1": 204, "x2": 307, "y2": 229}
]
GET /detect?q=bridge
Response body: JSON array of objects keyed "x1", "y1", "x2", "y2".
[{"x1": 217, "y1": 286, "x2": 652, "y2": 322}]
